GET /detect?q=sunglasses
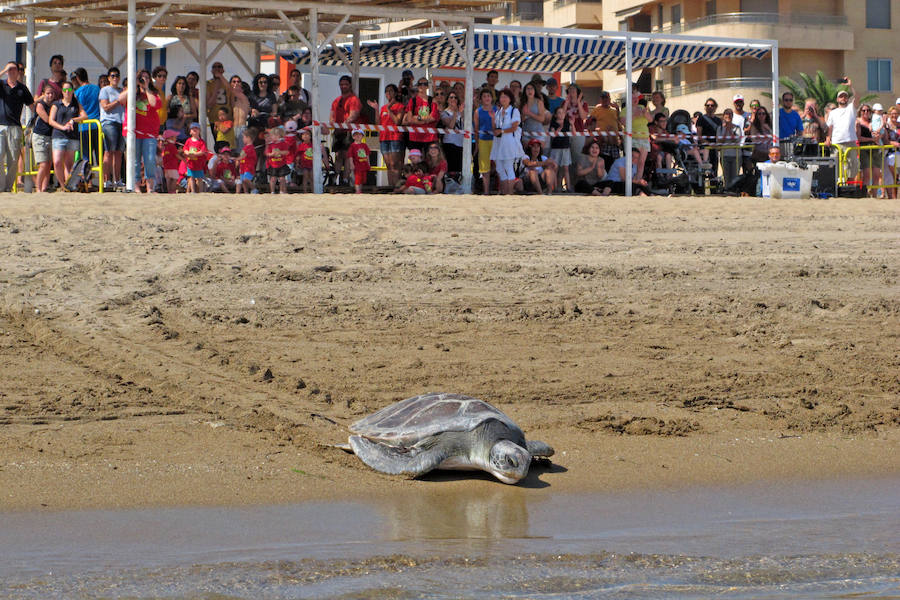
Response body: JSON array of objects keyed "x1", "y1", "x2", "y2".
[
  {"x1": 705, "y1": 104, "x2": 716, "y2": 108},
  {"x1": 750, "y1": 104, "x2": 760, "y2": 108},
  {"x1": 109, "y1": 73, "x2": 120, "y2": 78},
  {"x1": 155, "y1": 73, "x2": 167, "y2": 78},
  {"x1": 62, "y1": 87, "x2": 73, "y2": 91}
]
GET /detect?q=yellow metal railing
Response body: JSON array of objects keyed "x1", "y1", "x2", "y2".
[{"x1": 16, "y1": 118, "x2": 105, "y2": 193}]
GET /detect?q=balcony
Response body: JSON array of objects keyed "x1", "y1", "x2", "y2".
[
  {"x1": 659, "y1": 12, "x2": 852, "y2": 50},
  {"x1": 665, "y1": 77, "x2": 771, "y2": 98},
  {"x1": 544, "y1": 0, "x2": 603, "y2": 29}
]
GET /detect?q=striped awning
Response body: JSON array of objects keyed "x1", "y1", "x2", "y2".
[{"x1": 283, "y1": 30, "x2": 771, "y2": 72}]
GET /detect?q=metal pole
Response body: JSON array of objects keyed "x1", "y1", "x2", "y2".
[
  {"x1": 199, "y1": 20, "x2": 208, "y2": 146},
  {"x1": 25, "y1": 13, "x2": 34, "y2": 117},
  {"x1": 310, "y1": 8, "x2": 323, "y2": 194},
  {"x1": 624, "y1": 33, "x2": 633, "y2": 198},
  {"x1": 462, "y1": 23, "x2": 474, "y2": 194},
  {"x1": 125, "y1": 0, "x2": 136, "y2": 191},
  {"x1": 771, "y1": 41, "x2": 779, "y2": 155}
]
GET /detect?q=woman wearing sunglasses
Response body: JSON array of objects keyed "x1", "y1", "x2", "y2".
[{"x1": 49, "y1": 80, "x2": 87, "y2": 186}]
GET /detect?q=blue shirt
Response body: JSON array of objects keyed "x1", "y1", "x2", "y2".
[
  {"x1": 608, "y1": 155, "x2": 636, "y2": 182},
  {"x1": 778, "y1": 107, "x2": 803, "y2": 139},
  {"x1": 74, "y1": 83, "x2": 100, "y2": 130}
]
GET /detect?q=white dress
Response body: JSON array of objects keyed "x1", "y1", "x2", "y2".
[{"x1": 490, "y1": 106, "x2": 525, "y2": 161}]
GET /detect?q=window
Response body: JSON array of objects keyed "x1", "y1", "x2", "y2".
[
  {"x1": 658, "y1": 3, "x2": 664, "y2": 30},
  {"x1": 707, "y1": 63, "x2": 718, "y2": 81},
  {"x1": 867, "y1": 58, "x2": 892, "y2": 91},
  {"x1": 670, "y1": 5, "x2": 682, "y2": 32},
  {"x1": 706, "y1": 0, "x2": 717, "y2": 16},
  {"x1": 670, "y1": 66, "x2": 682, "y2": 87},
  {"x1": 866, "y1": 0, "x2": 891, "y2": 29},
  {"x1": 741, "y1": 0, "x2": 778, "y2": 11}
]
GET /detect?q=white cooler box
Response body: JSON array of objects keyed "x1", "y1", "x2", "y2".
[{"x1": 757, "y1": 161, "x2": 819, "y2": 199}]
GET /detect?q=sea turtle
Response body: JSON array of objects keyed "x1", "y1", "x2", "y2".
[{"x1": 346, "y1": 392, "x2": 554, "y2": 484}]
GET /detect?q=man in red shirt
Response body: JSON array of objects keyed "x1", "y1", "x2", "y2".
[
  {"x1": 404, "y1": 78, "x2": 439, "y2": 155},
  {"x1": 330, "y1": 75, "x2": 362, "y2": 186}
]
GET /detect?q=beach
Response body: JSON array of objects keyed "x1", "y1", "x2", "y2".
[{"x1": 1, "y1": 192, "x2": 898, "y2": 510}]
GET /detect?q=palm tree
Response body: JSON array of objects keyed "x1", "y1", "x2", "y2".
[{"x1": 763, "y1": 71, "x2": 877, "y2": 107}]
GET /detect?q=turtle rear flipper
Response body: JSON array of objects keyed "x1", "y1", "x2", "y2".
[
  {"x1": 526, "y1": 440, "x2": 554, "y2": 458},
  {"x1": 349, "y1": 435, "x2": 448, "y2": 477}
]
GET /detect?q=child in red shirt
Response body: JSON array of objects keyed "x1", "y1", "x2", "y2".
[
  {"x1": 398, "y1": 162, "x2": 433, "y2": 194},
  {"x1": 237, "y1": 128, "x2": 258, "y2": 194},
  {"x1": 160, "y1": 129, "x2": 181, "y2": 193},
  {"x1": 180, "y1": 122, "x2": 209, "y2": 193},
  {"x1": 295, "y1": 128, "x2": 314, "y2": 193},
  {"x1": 283, "y1": 120, "x2": 299, "y2": 166},
  {"x1": 265, "y1": 126, "x2": 290, "y2": 194},
  {"x1": 348, "y1": 129, "x2": 370, "y2": 193},
  {"x1": 211, "y1": 146, "x2": 238, "y2": 193}
]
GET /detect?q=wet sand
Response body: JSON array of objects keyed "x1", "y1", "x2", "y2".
[{"x1": 0, "y1": 192, "x2": 897, "y2": 510}]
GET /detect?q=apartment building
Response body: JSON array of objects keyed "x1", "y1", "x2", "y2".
[{"x1": 500, "y1": 0, "x2": 899, "y2": 112}]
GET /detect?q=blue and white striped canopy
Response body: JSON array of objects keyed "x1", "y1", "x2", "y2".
[{"x1": 284, "y1": 30, "x2": 770, "y2": 72}]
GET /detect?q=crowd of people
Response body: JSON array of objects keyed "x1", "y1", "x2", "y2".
[{"x1": 0, "y1": 54, "x2": 896, "y2": 197}]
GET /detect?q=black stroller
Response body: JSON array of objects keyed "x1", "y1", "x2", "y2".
[{"x1": 650, "y1": 109, "x2": 709, "y2": 194}]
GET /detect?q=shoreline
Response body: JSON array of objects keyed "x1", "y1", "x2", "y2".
[{"x1": 1, "y1": 192, "x2": 898, "y2": 512}]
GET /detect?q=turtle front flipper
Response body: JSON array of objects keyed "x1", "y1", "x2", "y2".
[
  {"x1": 526, "y1": 440, "x2": 554, "y2": 459},
  {"x1": 349, "y1": 435, "x2": 448, "y2": 478}
]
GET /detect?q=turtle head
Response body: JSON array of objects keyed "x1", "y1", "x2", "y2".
[{"x1": 487, "y1": 440, "x2": 530, "y2": 484}]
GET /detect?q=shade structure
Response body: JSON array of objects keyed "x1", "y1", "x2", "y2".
[{"x1": 284, "y1": 29, "x2": 772, "y2": 73}]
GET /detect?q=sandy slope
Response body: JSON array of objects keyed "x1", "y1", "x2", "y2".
[{"x1": 0, "y1": 192, "x2": 897, "y2": 510}]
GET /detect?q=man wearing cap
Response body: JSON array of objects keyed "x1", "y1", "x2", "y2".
[
  {"x1": 206, "y1": 61, "x2": 233, "y2": 140},
  {"x1": 330, "y1": 74, "x2": 362, "y2": 186},
  {"x1": 825, "y1": 78, "x2": 858, "y2": 179},
  {"x1": 0, "y1": 61, "x2": 33, "y2": 192},
  {"x1": 544, "y1": 78, "x2": 563, "y2": 115},
  {"x1": 731, "y1": 94, "x2": 751, "y2": 174},
  {"x1": 403, "y1": 78, "x2": 439, "y2": 155}
]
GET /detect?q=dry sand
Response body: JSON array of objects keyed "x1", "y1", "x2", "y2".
[{"x1": 0, "y1": 192, "x2": 897, "y2": 511}]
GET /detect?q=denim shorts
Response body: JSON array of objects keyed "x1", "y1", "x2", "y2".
[
  {"x1": 380, "y1": 139, "x2": 404, "y2": 154},
  {"x1": 186, "y1": 168, "x2": 205, "y2": 178},
  {"x1": 101, "y1": 121, "x2": 125, "y2": 152},
  {"x1": 51, "y1": 137, "x2": 80, "y2": 152}
]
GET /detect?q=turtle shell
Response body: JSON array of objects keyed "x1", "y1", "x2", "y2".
[{"x1": 349, "y1": 392, "x2": 521, "y2": 446}]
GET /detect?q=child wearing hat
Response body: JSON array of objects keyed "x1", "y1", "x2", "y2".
[
  {"x1": 295, "y1": 128, "x2": 314, "y2": 193},
  {"x1": 348, "y1": 129, "x2": 370, "y2": 193},
  {"x1": 210, "y1": 145, "x2": 237, "y2": 193},
  {"x1": 181, "y1": 122, "x2": 209, "y2": 193},
  {"x1": 522, "y1": 138, "x2": 558, "y2": 194},
  {"x1": 160, "y1": 129, "x2": 182, "y2": 193}
]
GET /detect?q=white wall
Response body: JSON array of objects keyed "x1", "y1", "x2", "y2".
[{"x1": 8, "y1": 29, "x2": 257, "y2": 89}]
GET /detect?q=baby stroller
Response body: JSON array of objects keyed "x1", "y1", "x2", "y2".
[{"x1": 651, "y1": 109, "x2": 707, "y2": 194}]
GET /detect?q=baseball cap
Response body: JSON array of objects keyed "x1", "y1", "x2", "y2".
[
  {"x1": 218, "y1": 145, "x2": 231, "y2": 153},
  {"x1": 675, "y1": 124, "x2": 691, "y2": 134},
  {"x1": 546, "y1": 77, "x2": 558, "y2": 87},
  {"x1": 873, "y1": 103, "x2": 884, "y2": 111},
  {"x1": 351, "y1": 128, "x2": 365, "y2": 136},
  {"x1": 408, "y1": 148, "x2": 422, "y2": 158},
  {"x1": 836, "y1": 89, "x2": 849, "y2": 98},
  {"x1": 189, "y1": 122, "x2": 201, "y2": 130},
  {"x1": 895, "y1": 97, "x2": 900, "y2": 105},
  {"x1": 527, "y1": 138, "x2": 542, "y2": 146},
  {"x1": 733, "y1": 94, "x2": 744, "y2": 102}
]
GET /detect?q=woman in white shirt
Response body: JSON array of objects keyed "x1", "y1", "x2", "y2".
[{"x1": 490, "y1": 88, "x2": 524, "y2": 194}]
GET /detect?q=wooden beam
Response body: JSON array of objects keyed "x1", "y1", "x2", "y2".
[
  {"x1": 76, "y1": 32, "x2": 111, "y2": 69},
  {"x1": 136, "y1": 1, "x2": 170, "y2": 41},
  {"x1": 205, "y1": 27, "x2": 235, "y2": 63},
  {"x1": 226, "y1": 40, "x2": 254, "y2": 77},
  {"x1": 275, "y1": 9, "x2": 313, "y2": 50}
]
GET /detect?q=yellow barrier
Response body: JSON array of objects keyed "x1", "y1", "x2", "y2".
[{"x1": 16, "y1": 118, "x2": 105, "y2": 193}]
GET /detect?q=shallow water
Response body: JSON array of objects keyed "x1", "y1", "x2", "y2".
[{"x1": 2, "y1": 477, "x2": 899, "y2": 599}]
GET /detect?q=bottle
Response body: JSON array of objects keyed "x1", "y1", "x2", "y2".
[{"x1": 704, "y1": 174, "x2": 711, "y2": 195}]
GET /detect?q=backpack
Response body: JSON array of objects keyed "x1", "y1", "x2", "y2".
[{"x1": 65, "y1": 158, "x2": 93, "y2": 192}]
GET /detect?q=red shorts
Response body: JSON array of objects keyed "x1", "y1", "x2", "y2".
[{"x1": 354, "y1": 167, "x2": 369, "y2": 186}]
